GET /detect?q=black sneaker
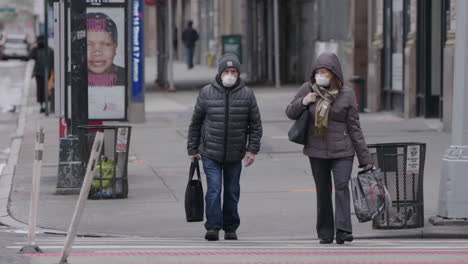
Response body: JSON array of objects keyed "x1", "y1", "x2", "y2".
[
  {"x1": 224, "y1": 230, "x2": 238, "y2": 240},
  {"x1": 204, "y1": 229, "x2": 219, "y2": 241},
  {"x1": 336, "y1": 231, "x2": 353, "y2": 244}
]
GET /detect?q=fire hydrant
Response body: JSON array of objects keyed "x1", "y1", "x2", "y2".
[{"x1": 205, "y1": 52, "x2": 213, "y2": 68}]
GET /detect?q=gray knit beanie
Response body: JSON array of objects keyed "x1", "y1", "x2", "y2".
[{"x1": 218, "y1": 53, "x2": 241, "y2": 75}]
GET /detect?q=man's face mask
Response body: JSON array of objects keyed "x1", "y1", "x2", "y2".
[{"x1": 222, "y1": 74, "x2": 237, "y2": 87}]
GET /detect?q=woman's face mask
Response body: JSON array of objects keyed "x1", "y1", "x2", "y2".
[{"x1": 315, "y1": 72, "x2": 331, "y2": 87}]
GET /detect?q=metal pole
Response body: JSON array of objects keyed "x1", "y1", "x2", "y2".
[
  {"x1": 27, "y1": 127, "x2": 44, "y2": 245},
  {"x1": 168, "y1": 0, "x2": 175, "y2": 91},
  {"x1": 214, "y1": 0, "x2": 219, "y2": 61},
  {"x1": 59, "y1": 132, "x2": 104, "y2": 264},
  {"x1": 176, "y1": 0, "x2": 183, "y2": 60},
  {"x1": 435, "y1": 0, "x2": 468, "y2": 219},
  {"x1": 44, "y1": 0, "x2": 49, "y2": 116},
  {"x1": 273, "y1": 0, "x2": 280, "y2": 88},
  {"x1": 70, "y1": 0, "x2": 88, "y2": 135},
  {"x1": 19, "y1": 127, "x2": 44, "y2": 254}
]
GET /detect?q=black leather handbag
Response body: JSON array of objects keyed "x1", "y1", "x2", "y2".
[
  {"x1": 184, "y1": 159, "x2": 204, "y2": 222},
  {"x1": 288, "y1": 106, "x2": 309, "y2": 145}
]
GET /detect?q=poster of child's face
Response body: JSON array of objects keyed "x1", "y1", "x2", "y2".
[{"x1": 87, "y1": 8, "x2": 126, "y2": 120}]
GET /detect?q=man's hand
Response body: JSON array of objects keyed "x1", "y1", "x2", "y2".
[
  {"x1": 243, "y1": 152, "x2": 256, "y2": 167},
  {"x1": 189, "y1": 154, "x2": 201, "y2": 161}
]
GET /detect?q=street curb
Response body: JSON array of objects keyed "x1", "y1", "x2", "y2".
[
  {"x1": 355, "y1": 232, "x2": 468, "y2": 240},
  {"x1": 0, "y1": 60, "x2": 33, "y2": 228}
]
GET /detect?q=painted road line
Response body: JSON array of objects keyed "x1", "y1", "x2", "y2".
[
  {"x1": 15, "y1": 238, "x2": 468, "y2": 244},
  {"x1": 8, "y1": 245, "x2": 468, "y2": 250},
  {"x1": 21, "y1": 262, "x2": 468, "y2": 264},
  {"x1": 22, "y1": 250, "x2": 468, "y2": 257}
]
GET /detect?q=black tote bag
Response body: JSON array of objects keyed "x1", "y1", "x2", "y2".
[
  {"x1": 184, "y1": 159, "x2": 204, "y2": 222},
  {"x1": 288, "y1": 106, "x2": 309, "y2": 145}
]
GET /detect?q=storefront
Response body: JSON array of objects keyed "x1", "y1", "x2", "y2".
[{"x1": 415, "y1": 0, "x2": 450, "y2": 118}]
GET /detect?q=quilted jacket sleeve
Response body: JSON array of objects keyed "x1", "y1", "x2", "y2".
[
  {"x1": 247, "y1": 91, "x2": 262, "y2": 154},
  {"x1": 187, "y1": 89, "x2": 206, "y2": 155}
]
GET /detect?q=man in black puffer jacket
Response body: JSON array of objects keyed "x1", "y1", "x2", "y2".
[{"x1": 187, "y1": 53, "x2": 262, "y2": 241}]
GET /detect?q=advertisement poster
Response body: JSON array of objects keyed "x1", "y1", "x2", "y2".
[
  {"x1": 87, "y1": 0, "x2": 126, "y2": 4},
  {"x1": 87, "y1": 6, "x2": 126, "y2": 120}
]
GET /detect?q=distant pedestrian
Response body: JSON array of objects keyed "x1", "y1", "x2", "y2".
[
  {"x1": 29, "y1": 35, "x2": 54, "y2": 113},
  {"x1": 182, "y1": 20, "x2": 199, "y2": 69},
  {"x1": 187, "y1": 54, "x2": 262, "y2": 241},
  {"x1": 286, "y1": 52, "x2": 373, "y2": 244}
]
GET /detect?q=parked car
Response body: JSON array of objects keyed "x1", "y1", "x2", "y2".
[{"x1": 2, "y1": 35, "x2": 30, "y2": 61}]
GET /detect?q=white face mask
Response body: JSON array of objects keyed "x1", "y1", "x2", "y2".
[
  {"x1": 315, "y1": 74, "x2": 330, "y2": 87},
  {"x1": 222, "y1": 74, "x2": 237, "y2": 87}
]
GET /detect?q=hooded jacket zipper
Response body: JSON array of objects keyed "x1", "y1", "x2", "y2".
[{"x1": 223, "y1": 90, "x2": 230, "y2": 162}]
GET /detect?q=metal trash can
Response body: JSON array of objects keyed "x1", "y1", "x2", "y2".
[
  {"x1": 78, "y1": 125, "x2": 132, "y2": 199},
  {"x1": 349, "y1": 76, "x2": 366, "y2": 112},
  {"x1": 368, "y1": 143, "x2": 426, "y2": 229}
]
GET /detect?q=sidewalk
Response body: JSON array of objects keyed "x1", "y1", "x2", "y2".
[
  {"x1": 2, "y1": 63, "x2": 467, "y2": 241},
  {"x1": 145, "y1": 57, "x2": 217, "y2": 91}
]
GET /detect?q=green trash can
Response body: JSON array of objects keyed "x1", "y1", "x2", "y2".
[{"x1": 367, "y1": 143, "x2": 426, "y2": 229}]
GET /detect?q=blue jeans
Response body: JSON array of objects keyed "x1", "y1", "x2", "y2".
[
  {"x1": 201, "y1": 156, "x2": 242, "y2": 231},
  {"x1": 185, "y1": 47, "x2": 194, "y2": 69}
]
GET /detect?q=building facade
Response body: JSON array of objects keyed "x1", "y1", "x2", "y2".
[
  {"x1": 367, "y1": 0, "x2": 455, "y2": 130},
  {"x1": 146, "y1": 0, "x2": 457, "y2": 130}
]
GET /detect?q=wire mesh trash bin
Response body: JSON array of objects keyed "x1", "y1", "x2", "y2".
[
  {"x1": 367, "y1": 143, "x2": 426, "y2": 229},
  {"x1": 78, "y1": 125, "x2": 132, "y2": 199}
]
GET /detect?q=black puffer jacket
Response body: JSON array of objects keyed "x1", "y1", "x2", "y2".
[{"x1": 187, "y1": 79, "x2": 262, "y2": 162}]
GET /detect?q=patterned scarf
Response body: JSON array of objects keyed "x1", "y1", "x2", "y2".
[{"x1": 311, "y1": 83, "x2": 339, "y2": 137}]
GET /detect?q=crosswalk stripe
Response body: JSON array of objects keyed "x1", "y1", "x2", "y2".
[
  {"x1": 22, "y1": 250, "x2": 468, "y2": 257},
  {"x1": 8, "y1": 245, "x2": 468, "y2": 250}
]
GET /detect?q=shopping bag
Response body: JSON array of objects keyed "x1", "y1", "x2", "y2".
[
  {"x1": 351, "y1": 168, "x2": 391, "y2": 223},
  {"x1": 92, "y1": 157, "x2": 114, "y2": 189},
  {"x1": 184, "y1": 158, "x2": 204, "y2": 222}
]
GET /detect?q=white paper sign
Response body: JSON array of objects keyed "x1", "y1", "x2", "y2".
[
  {"x1": 88, "y1": 85, "x2": 125, "y2": 119},
  {"x1": 406, "y1": 145, "x2": 420, "y2": 174},
  {"x1": 116, "y1": 127, "x2": 128, "y2": 153}
]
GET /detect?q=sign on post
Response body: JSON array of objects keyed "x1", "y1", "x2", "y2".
[
  {"x1": 222, "y1": 35, "x2": 242, "y2": 63},
  {"x1": 132, "y1": 0, "x2": 144, "y2": 102}
]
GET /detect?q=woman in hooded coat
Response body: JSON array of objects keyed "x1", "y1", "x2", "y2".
[{"x1": 286, "y1": 52, "x2": 373, "y2": 244}]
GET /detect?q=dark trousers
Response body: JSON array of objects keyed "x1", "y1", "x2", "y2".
[
  {"x1": 35, "y1": 75, "x2": 45, "y2": 104},
  {"x1": 201, "y1": 156, "x2": 242, "y2": 231},
  {"x1": 309, "y1": 156, "x2": 354, "y2": 240},
  {"x1": 185, "y1": 47, "x2": 194, "y2": 69}
]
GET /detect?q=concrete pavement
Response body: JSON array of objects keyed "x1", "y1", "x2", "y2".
[{"x1": 1, "y1": 59, "x2": 467, "y2": 243}]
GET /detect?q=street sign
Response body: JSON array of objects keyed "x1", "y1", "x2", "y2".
[
  {"x1": 0, "y1": 8, "x2": 15, "y2": 13},
  {"x1": 222, "y1": 35, "x2": 242, "y2": 64},
  {"x1": 132, "y1": 0, "x2": 144, "y2": 102}
]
